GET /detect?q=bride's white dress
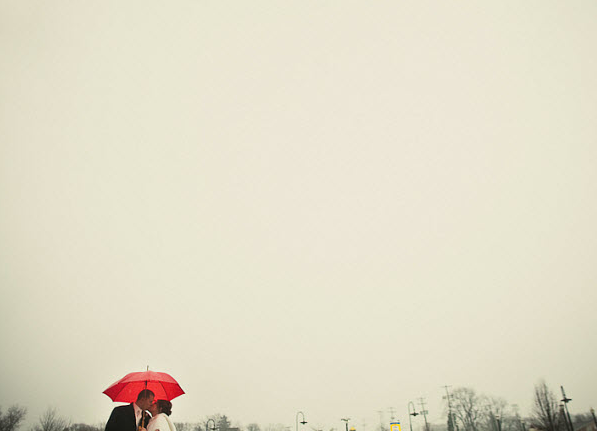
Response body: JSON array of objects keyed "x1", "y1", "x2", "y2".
[{"x1": 148, "y1": 413, "x2": 176, "y2": 431}]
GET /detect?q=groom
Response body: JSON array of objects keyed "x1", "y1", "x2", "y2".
[{"x1": 105, "y1": 389, "x2": 155, "y2": 431}]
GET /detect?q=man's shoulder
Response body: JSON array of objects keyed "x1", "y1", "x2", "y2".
[{"x1": 113, "y1": 404, "x2": 134, "y2": 413}]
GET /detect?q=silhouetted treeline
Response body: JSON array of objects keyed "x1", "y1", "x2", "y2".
[{"x1": 1, "y1": 381, "x2": 595, "y2": 431}]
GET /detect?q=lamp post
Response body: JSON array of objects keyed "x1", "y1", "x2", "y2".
[
  {"x1": 560, "y1": 386, "x2": 575, "y2": 431},
  {"x1": 296, "y1": 412, "x2": 307, "y2": 431},
  {"x1": 408, "y1": 402, "x2": 419, "y2": 431},
  {"x1": 341, "y1": 418, "x2": 350, "y2": 431},
  {"x1": 206, "y1": 419, "x2": 217, "y2": 431},
  {"x1": 560, "y1": 404, "x2": 569, "y2": 431}
]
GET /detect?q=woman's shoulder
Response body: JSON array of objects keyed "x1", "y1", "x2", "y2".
[{"x1": 148, "y1": 414, "x2": 167, "y2": 430}]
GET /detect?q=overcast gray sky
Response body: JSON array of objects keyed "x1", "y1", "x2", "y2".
[{"x1": 0, "y1": 2, "x2": 596, "y2": 431}]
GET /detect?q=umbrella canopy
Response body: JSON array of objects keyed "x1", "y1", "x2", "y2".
[{"x1": 103, "y1": 371, "x2": 185, "y2": 402}]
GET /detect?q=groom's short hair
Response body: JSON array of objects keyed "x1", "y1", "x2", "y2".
[{"x1": 137, "y1": 389, "x2": 155, "y2": 401}]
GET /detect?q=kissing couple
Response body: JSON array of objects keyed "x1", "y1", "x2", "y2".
[{"x1": 105, "y1": 389, "x2": 177, "y2": 431}]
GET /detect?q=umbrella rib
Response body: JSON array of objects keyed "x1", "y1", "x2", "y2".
[{"x1": 111, "y1": 385, "x2": 128, "y2": 403}]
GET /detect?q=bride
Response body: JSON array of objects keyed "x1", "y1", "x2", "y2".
[{"x1": 148, "y1": 400, "x2": 177, "y2": 431}]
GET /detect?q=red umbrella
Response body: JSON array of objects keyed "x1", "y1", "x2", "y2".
[{"x1": 103, "y1": 370, "x2": 185, "y2": 402}]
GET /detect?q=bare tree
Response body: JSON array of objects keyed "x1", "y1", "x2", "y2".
[
  {"x1": 247, "y1": 424, "x2": 261, "y2": 431},
  {"x1": 481, "y1": 396, "x2": 508, "y2": 431},
  {"x1": 0, "y1": 405, "x2": 27, "y2": 431},
  {"x1": 174, "y1": 423, "x2": 196, "y2": 431},
  {"x1": 501, "y1": 404, "x2": 526, "y2": 431},
  {"x1": 263, "y1": 424, "x2": 287, "y2": 431},
  {"x1": 216, "y1": 416, "x2": 232, "y2": 431},
  {"x1": 531, "y1": 381, "x2": 562, "y2": 431},
  {"x1": 33, "y1": 408, "x2": 70, "y2": 431},
  {"x1": 452, "y1": 387, "x2": 485, "y2": 431},
  {"x1": 69, "y1": 424, "x2": 102, "y2": 431}
]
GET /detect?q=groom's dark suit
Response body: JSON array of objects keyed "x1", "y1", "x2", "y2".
[{"x1": 105, "y1": 404, "x2": 150, "y2": 431}]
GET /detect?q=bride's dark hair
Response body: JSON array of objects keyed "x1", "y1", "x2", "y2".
[{"x1": 156, "y1": 400, "x2": 172, "y2": 416}]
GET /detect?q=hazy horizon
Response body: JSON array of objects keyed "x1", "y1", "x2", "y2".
[
  {"x1": 1, "y1": 377, "x2": 595, "y2": 431},
  {"x1": 0, "y1": 1, "x2": 596, "y2": 431}
]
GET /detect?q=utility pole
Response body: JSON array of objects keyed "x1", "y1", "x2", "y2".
[
  {"x1": 513, "y1": 405, "x2": 522, "y2": 431},
  {"x1": 378, "y1": 411, "x2": 385, "y2": 431},
  {"x1": 408, "y1": 402, "x2": 419, "y2": 431},
  {"x1": 487, "y1": 406, "x2": 496, "y2": 431},
  {"x1": 443, "y1": 385, "x2": 456, "y2": 431},
  {"x1": 561, "y1": 386, "x2": 575, "y2": 431},
  {"x1": 418, "y1": 398, "x2": 429, "y2": 431}
]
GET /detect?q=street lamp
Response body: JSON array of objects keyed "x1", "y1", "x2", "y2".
[
  {"x1": 341, "y1": 418, "x2": 350, "y2": 431},
  {"x1": 408, "y1": 402, "x2": 419, "y2": 431},
  {"x1": 206, "y1": 419, "x2": 217, "y2": 431},
  {"x1": 561, "y1": 386, "x2": 575, "y2": 431},
  {"x1": 296, "y1": 411, "x2": 308, "y2": 431}
]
